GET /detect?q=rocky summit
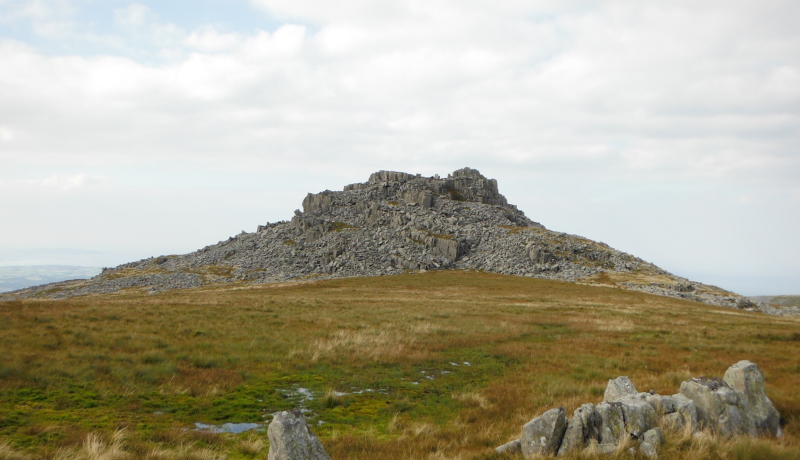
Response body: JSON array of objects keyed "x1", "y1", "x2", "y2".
[{"x1": 0, "y1": 168, "x2": 781, "y2": 313}]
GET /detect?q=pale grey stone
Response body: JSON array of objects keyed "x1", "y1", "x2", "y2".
[
  {"x1": 723, "y1": 360, "x2": 783, "y2": 437},
  {"x1": 642, "y1": 427, "x2": 664, "y2": 449},
  {"x1": 520, "y1": 407, "x2": 568, "y2": 457},
  {"x1": 680, "y1": 377, "x2": 747, "y2": 436},
  {"x1": 267, "y1": 410, "x2": 331, "y2": 460},
  {"x1": 605, "y1": 376, "x2": 638, "y2": 402},
  {"x1": 595, "y1": 402, "x2": 626, "y2": 445},
  {"x1": 618, "y1": 398, "x2": 657, "y2": 438},
  {"x1": 494, "y1": 439, "x2": 521, "y2": 455},
  {"x1": 639, "y1": 442, "x2": 658, "y2": 459},
  {"x1": 557, "y1": 403, "x2": 599, "y2": 456}
]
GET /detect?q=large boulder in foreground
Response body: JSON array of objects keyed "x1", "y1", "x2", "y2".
[
  {"x1": 268, "y1": 410, "x2": 331, "y2": 460},
  {"x1": 557, "y1": 403, "x2": 600, "y2": 456},
  {"x1": 680, "y1": 360, "x2": 782, "y2": 438},
  {"x1": 520, "y1": 407, "x2": 568, "y2": 457},
  {"x1": 723, "y1": 360, "x2": 783, "y2": 437}
]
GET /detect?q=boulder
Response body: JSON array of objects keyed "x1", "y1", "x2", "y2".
[
  {"x1": 595, "y1": 402, "x2": 626, "y2": 444},
  {"x1": 618, "y1": 398, "x2": 657, "y2": 439},
  {"x1": 520, "y1": 407, "x2": 568, "y2": 457},
  {"x1": 267, "y1": 410, "x2": 331, "y2": 460},
  {"x1": 642, "y1": 427, "x2": 664, "y2": 449},
  {"x1": 494, "y1": 439, "x2": 521, "y2": 455},
  {"x1": 557, "y1": 403, "x2": 600, "y2": 456},
  {"x1": 645, "y1": 394, "x2": 677, "y2": 415},
  {"x1": 604, "y1": 376, "x2": 638, "y2": 402},
  {"x1": 670, "y1": 394, "x2": 699, "y2": 431},
  {"x1": 723, "y1": 360, "x2": 782, "y2": 437},
  {"x1": 639, "y1": 442, "x2": 658, "y2": 459},
  {"x1": 679, "y1": 377, "x2": 748, "y2": 437},
  {"x1": 595, "y1": 397, "x2": 656, "y2": 445}
]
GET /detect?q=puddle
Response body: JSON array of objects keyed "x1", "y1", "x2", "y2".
[
  {"x1": 194, "y1": 422, "x2": 265, "y2": 434},
  {"x1": 296, "y1": 387, "x2": 314, "y2": 400}
]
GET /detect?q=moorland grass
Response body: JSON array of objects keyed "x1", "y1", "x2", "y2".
[{"x1": 0, "y1": 271, "x2": 798, "y2": 459}]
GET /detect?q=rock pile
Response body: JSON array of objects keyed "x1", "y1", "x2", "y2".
[
  {"x1": 496, "y1": 361, "x2": 782, "y2": 458},
  {"x1": 2, "y1": 167, "x2": 772, "y2": 314}
]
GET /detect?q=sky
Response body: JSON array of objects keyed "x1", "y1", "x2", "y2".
[{"x1": 0, "y1": 0, "x2": 798, "y2": 296}]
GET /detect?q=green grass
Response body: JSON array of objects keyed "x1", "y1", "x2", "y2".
[{"x1": 0, "y1": 271, "x2": 798, "y2": 459}]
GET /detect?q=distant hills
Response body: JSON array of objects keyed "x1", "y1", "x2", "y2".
[{"x1": 0, "y1": 265, "x2": 101, "y2": 293}]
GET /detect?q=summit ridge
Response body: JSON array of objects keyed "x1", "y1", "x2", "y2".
[{"x1": 1, "y1": 168, "x2": 776, "y2": 313}]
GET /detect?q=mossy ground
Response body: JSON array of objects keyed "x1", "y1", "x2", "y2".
[{"x1": 1, "y1": 271, "x2": 798, "y2": 459}]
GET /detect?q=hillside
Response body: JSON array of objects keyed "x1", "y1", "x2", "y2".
[
  {"x1": 0, "y1": 271, "x2": 798, "y2": 459},
  {"x1": 1, "y1": 167, "x2": 772, "y2": 314}
]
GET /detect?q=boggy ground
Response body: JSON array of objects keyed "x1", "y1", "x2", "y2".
[{"x1": 0, "y1": 271, "x2": 798, "y2": 459}]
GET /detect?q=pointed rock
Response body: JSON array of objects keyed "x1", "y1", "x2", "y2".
[
  {"x1": 520, "y1": 407, "x2": 568, "y2": 457},
  {"x1": 267, "y1": 410, "x2": 331, "y2": 460},
  {"x1": 604, "y1": 376, "x2": 638, "y2": 402},
  {"x1": 723, "y1": 360, "x2": 782, "y2": 437}
]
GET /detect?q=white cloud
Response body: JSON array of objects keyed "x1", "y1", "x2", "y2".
[
  {"x1": 0, "y1": 126, "x2": 11, "y2": 142},
  {"x1": 1, "y1": 0, "x2": 799, "y2": 292},
  {"x1": 185, "y1": 29, "x2": 241, "y2": 52},
  {"x1": 114, "y1": 3, "x2": 154, "y2": 31}
]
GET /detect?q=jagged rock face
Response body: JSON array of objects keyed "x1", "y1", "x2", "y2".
[
  {"x1": 267, "y1": 410, "x2": 331, "y2": 460},
  {"x1": 520, "y1": 407, "x2": 568, "y2": 457},
  {"x1": 0, "y1": 167, "x2": 757, "y2": 309}
]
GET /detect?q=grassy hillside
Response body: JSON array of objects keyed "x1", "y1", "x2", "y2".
[
  {"x1": 1, "y1": 271, "x2": 798, "y2": 459},
  {"x1": 753, "y1": 295, "x2": 800, "y2": 308}
]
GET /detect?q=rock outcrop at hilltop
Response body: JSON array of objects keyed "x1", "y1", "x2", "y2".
[{"x1": 0, "y1": 168, "x2": 767, "y2": 311}]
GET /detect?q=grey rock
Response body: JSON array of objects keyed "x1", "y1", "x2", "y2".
[
  {"x1": 520, "y1": 407, "x2": 568, "y2": 457},
  {"x1": 494, "y1": 439, "x2": 521, "y2": 455},
  {"x1": 661, "y1": 412, "x2": 684, "y2": 431},
  {"x1": 642, "y1": 427, "x2": 664, "y2": 449},
  {"x1": 604, "y1": 376, "x2": 638, "y2": 402},
  {"x1": 670, "y1": 393, "x2": 699, "y2": 431},
  {"x1": 595, "y1": 402, "x2": 626, "y2": 445},
  {"x1": 723, "y1": 360, "x2": 782, "y2": 437},
  {"x1": 267, "y1": 410, "x2": 331, "y2": 460},
  {"x1": 618, "y1": 397, "x2": 657, "y2": 439},
  {"x1": 646, "y1": 394, "x2": 677, "y2": 415},
  {"x1": 680, "y1": 377, "x2": 748, "y2": 437},
  {"x1": 639, "y1": 442, "x2": 658, "y2": 459},
  {"x1": 557, "y1": 403, "x2": 600, "y2": 456}
]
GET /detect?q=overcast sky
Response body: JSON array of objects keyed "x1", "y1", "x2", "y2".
[{"x1": 1, "y1": 0, "x2": 798, "y2": 295}]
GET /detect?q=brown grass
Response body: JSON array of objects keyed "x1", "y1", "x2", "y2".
[{"x1": 0, "y1": 271, "x2": 798, "y2": 459}]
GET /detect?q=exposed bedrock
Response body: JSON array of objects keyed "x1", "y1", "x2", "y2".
[
  {"x1": 497, "y1": 361, "x2": 782, "y2": 458},
  {"x1": 3, "y1": 167, "x2": 777, "y2": 315}
]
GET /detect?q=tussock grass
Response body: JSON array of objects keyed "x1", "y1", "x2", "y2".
[{"x1": 1, "y1": 271, "x2": 798, "y2": 459}]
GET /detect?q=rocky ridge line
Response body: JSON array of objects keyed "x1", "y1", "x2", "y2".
[{"x1": 0, "y1": 168, "x2": 777, "y2": 314}]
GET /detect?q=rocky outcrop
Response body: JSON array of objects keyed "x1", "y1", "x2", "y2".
[
  {"x1": 267, "y1": 410, "x2": 331, "y2": 460},
  {"x1": 520, "y1": 407, "x2": 568, "y2": 457},
  {"x1": 497, "y1": 361, "x2": 782, "y2": 458},
  {"x1": 2, "y1": 167, "x2": 773, "y2": 315},
  {"x1": 680, "y1": 360, "x2": 782, "y2": 438}
]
